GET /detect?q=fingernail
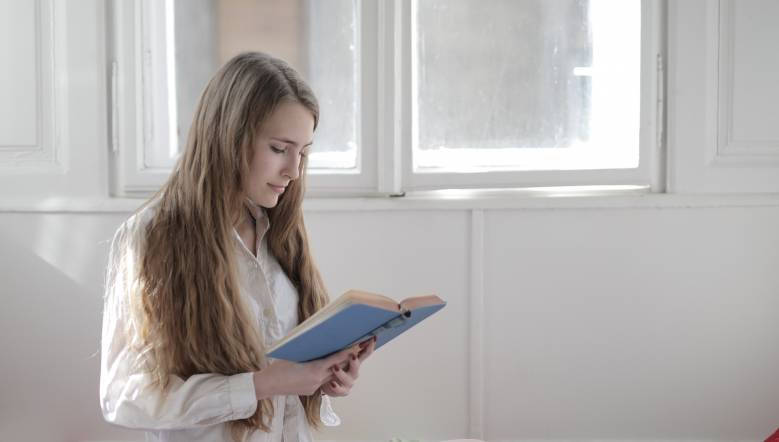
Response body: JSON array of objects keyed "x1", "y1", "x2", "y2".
[{"x1": 331, "y1": 381, "x2": 337, "y2": 388}]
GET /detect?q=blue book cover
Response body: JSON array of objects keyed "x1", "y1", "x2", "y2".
[{"x1": 266, "y1": 290, "x2": 446, "y2": 362}]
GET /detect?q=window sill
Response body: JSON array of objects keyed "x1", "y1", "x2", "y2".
[{"x1": 2, "y1": 188, "x2": 779, "y2": 213}]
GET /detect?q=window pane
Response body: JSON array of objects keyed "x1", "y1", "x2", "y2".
[
  {"x1": 413, "y1": 0, "x2": 641, "y2": 172},
  {"x1": 170, "y1": 0, "x2": 359, "y2": 171}
]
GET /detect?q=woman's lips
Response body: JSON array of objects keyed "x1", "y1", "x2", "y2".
[{"x1": 268, "y1": 184, "x2": 285, "y2": 194}]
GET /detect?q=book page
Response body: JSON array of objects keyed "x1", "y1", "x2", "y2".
[{"x1": 399, "y1": 294, "x2": 444, "y2": 311}]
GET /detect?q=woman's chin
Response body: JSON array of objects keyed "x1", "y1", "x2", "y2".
[{"x1": 258, "y1": 195, "x2": 280, "y2": 208}]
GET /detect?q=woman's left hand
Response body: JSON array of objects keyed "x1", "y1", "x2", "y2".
[{"x1": 321, "y1": 337, "x2": 376, "y2": 397}]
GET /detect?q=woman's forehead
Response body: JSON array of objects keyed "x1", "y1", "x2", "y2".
[{"x1": 260, "y1": 101, "x2": 315, "y2": 142}]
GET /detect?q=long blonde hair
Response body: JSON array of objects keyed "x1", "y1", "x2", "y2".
[{"x1": 131, "y1": 52, "x2": 329, "y2": 440}]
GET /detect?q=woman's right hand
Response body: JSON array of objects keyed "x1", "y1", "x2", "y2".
[{"x1": 252, "y1": 346, "x2": 356, "y2": 399}]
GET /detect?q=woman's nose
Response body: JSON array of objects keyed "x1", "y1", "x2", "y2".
[{"x1": 283, "y1": 155, "x2": 301, "y2": 180}]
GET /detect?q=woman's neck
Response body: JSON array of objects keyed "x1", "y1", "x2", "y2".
[{"x1": 237, "y1": 207, "x2": 258, "y2": 257}]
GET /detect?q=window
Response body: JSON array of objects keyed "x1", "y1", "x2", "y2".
[
  {"x1": 174, "y1": 0, "x2": 360, "y2": 172},
  {"x1": 109, "y1": 0, "x2": 663, "y2": 197},
  {"x1": 414, "y1": 0, "x2": 639, "y2": 171},
  {"x1": 406, "y1": 0, "x2": 661, "y2": 190}
]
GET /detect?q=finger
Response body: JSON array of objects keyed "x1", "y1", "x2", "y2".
[
  {"x1": 327, "y1": 379, "x2": 350, "y2": 397},
  {"x1": 347, "y1": 353, "x2": 362, "y2": 375},
  {"x1": 357, "y1": 338, "x2": 373, "y2": 350},
  {"x1": 321, "y1": 347, "x2": 354, "y2": 368},
  {"x1": 331, "y1": 364, "x2": 355, "y2": 388},
  {"x1": 330, "y1": 342, "x2": 366, "y2": 370},
  {"x1": 321, "y1": 382, "x2": 335, "y2": 397},
  {"x1": 354, "y1": 339, "x2": 370, "y2": 358},
  {"x1": 358, "y1": 338, "x2": 376, "y2": 361}
]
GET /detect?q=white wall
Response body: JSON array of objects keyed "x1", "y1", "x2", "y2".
[
  {"x1": 1, "y1": 0, "x2": 778, "y2": 441},
  {"x1": 1, "y1": 202, "x2": 778, "y2": 442}
]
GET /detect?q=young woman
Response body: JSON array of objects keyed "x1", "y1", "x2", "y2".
[{"x1": 100, "y1": 52, "x2": 375, "y2": 442}]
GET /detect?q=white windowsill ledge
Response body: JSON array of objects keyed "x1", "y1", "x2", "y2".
[{"x1": 2, "y1": 188, "x2": 779, "y2": 213}]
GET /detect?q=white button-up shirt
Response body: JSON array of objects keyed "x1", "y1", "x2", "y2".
[{"x1": 100, "y1": 201, "x2": 339, "y2": 442}]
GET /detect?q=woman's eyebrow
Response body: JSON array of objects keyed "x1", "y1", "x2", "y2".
[{"x1": 271, "y1": 137, "x2": 313, "y2": 147}]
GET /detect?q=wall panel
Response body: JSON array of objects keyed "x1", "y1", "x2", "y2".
[
  {"x1": 483, "y1": 207, "x2": 779, "y2": 439},
  {"x1": 307, "y1": 210, "x2": 471, "y2": 441},
  {"x1": 0, "y1": 0, "x2": 58, "y2": 169},
  {"x1": 669, "y1": 0, "x2": 779, "y2": 192}
]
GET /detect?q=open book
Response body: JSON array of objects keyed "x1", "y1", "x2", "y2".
[{"x1": 266, "y1": 290, "x2": 446, "y2": 362}]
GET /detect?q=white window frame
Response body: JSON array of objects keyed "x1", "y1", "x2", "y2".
[
  {"x1": 305, "y1": 0, "x2": 382, "y2": 196},
  {"x1": 398, "y1": 0, "x2": 666, "y2": 192},
  {"x1": 109, "y1": 0, "x2": 666, "y2": 198},
  {"x1": 109, "y1": 0, "x2": 174, "y2": 196}
]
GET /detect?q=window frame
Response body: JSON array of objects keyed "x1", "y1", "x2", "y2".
[
  {"x1": 109, "y1": 0, "x2": 177, "y2": 196},
  {"x1": 400, "y1": 0, "x2": 666, "y2": 192},
  {"x1": 304, "y1": 0, "x2": 383, "y2": 196},
  {"x1": 109, "y1": 0, "x2": 666, "y2": 198}
]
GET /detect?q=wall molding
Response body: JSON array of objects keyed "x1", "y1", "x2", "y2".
[
  {"x1": 711, "y1": 0, "x2": 779, "y2": 166},
  {"x1": 0, "y1": 0, "x2": 63, "y2": 172},
  {"x1": 468, "y1": 209, "x2": 485, "y2": 439}
]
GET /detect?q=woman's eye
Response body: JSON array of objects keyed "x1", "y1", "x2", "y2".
[{"x1": 270, "y1": 145, "x2": 285, "y2": 154}]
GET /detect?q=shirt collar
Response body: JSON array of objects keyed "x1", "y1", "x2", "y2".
[{"x1": 244, "y1": 198, "x2": 270, "y2": 242}]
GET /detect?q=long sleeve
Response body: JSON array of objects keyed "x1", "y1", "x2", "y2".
[
  {"x1": 319, "y1": 395, "x2": 341, "y2": 427},
  {"x1": 278, "y1": 394, "x2": 339, "y2": 442},
  {"x1": 99, "y1": 219, "x2": 258, "y2": 431}
]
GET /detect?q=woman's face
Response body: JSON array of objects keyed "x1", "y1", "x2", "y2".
[{"x1": 246, "y1": 100, "x2": 315, "y2": 208}]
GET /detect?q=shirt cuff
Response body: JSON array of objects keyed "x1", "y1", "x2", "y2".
[
  {"x1": 228, "y1": 372, "x2": 258, "y2": 419},
  {"x1": 319, "y1": 394, "x2": 341, "y2": 427}
]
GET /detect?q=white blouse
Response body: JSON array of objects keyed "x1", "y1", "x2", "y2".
[{"x1": 100, "y1": 201, "x2": 339, "y2": 442}]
